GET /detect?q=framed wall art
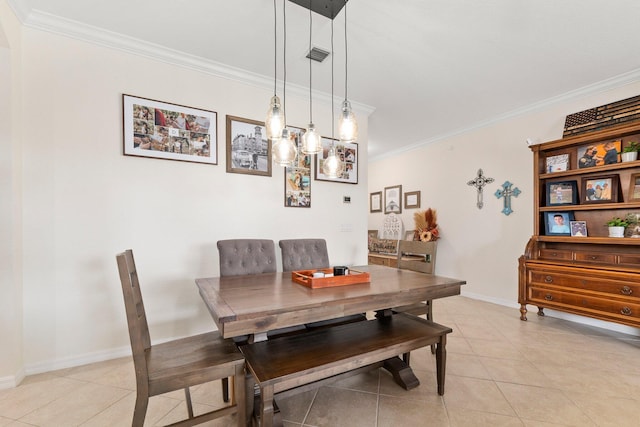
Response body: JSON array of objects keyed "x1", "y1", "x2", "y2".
[
  {"x1": 122, "y1": 94, "x2": 217, "y2": 165},
  {"x1": 314, "y1": 138, "x2": 358, "y2": 184},
  {"x1": 629, "y1": 173, "x2": 640, "y2": 201},
  {"x1": 577, "y1": 140, "x2": 621, "y2": 169},
  {"x1": 544, "y1": 212, "x2": 575, "y2": 236},
  {"x1": 226, "y1": 115, "x2": 271, "y2": 176},
  {"x1": 370, "y1": 191, "x2": 382, "y2": 213},
  {"x1": 570, "y1": 220, "x2": 588, "y2": 237},
  {"x1": 545, "y1": 180, "x2": 578, "y2": 206},
  {"x1": 404, "y1": 191, "x2": 421, "y2": 209},
  {"x1": 581, "y1": 175, "x2": 619, "y2": 204},
  {"x1": 284, "y1": 128, "x2": 311, "y2": 208},
  {"x1": 384, "y1": 185, "x2": 402, "y2": 214}
]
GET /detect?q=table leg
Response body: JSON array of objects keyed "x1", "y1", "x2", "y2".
[
  {"x1": 435, "y1": 335, "x2": 447, "y2": 395},
  {"x1": 383, "y1": 357, "x2": 421, "y2": 390}
]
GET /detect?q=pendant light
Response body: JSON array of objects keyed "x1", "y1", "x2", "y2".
[
  {"x1": 322, "y1": 17, "x2": 344, "y2": 178},
  {"x1": 272, "y1": 0, "x2": 297, "y2": 166},
  {"x1": 301, "y1": 0, "x2": 322, "y2": 155},
  {"x1": 265, "y1": 0, "x2": 284, "y2": 141},
  {"x1": 337, "y1": 0, "x2": 358, "y2": 143}
]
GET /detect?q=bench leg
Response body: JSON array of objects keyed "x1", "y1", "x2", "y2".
[
  {"x1": 259, "y1": 385, "x2": 275, "y2": 427},
  {"x1": 435, "y1": 335, "x2": 447, "y2": 395}
]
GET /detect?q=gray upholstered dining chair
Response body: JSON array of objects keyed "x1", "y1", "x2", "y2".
[
  {"x1": 116, "y1": 249, "x2": 245, "y2": 427},
  {"x1": 217, "y1": 239, "x2": 306, "y2": 400},
  {"x1": 278, "y1": 238, "x2": 367, "y2": 330}
]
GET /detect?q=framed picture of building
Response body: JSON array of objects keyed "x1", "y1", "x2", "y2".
[{"x1": 225, "y1": 115, "x2": 271, "y2": 176}]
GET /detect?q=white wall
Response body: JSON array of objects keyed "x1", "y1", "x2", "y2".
[
  {"x1": 1, "y1": 4, "x2": 370, "y2": 382},
  {"x1": 369, "y1": 82, "x2": 640, "y2": 311},
  {"x1": 0, "y1": 3, "x2": 24, "y2": 388}
]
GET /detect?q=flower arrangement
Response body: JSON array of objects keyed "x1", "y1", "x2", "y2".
[{"x1": 414, "y1": 208, "x2": 439, "y2": 241}]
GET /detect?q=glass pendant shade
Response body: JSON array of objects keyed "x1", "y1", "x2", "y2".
[
  {"x1": 301, "y1": 123, "x2": 322, "y2": 154},
  {"x1": 322, "y1": 146, "x2": 344, "y2": 178},
  {"x1": 266, "y1": 95, "x2": 285, "y2": 140},
  {"x1": 272, "y1": 128, "x2": 297, "y2": 166},
  {"x1": 338, "y1": 100, "x2": 358, "y2": 143}
]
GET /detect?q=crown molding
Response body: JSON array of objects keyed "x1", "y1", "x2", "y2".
[
  {"x1": 6, "y1": 1, "x2": 375, "y2": 116},
  {"x1": 370, "y1": 68, "x2": 640, "y2": 163}
]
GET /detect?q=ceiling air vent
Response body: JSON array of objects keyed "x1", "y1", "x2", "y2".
[{"x1": 306, "y1": 47, "x2": 330, "y2": 63}]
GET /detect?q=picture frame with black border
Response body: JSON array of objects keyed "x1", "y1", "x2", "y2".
[
  {"x1": 545, "y1": 180, "x2": 578, "y2": 206},
  {"x1": 570, "y1": 220, "x2": 588, "y2": 237},
  {"x1": 581, "y1": 174, "x2": 619, "y2": 204},
  {"x1": 544, "y1": 212, "x2": 575, "y2": 236},
  {"x1": 122, "y1": 94, "x2": 217, "y2": 165}
]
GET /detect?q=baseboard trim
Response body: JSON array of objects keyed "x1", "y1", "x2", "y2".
[
  {"x1": 0, "y1": 367, "x2": 25, "y2": 390},
  {"x1": 24, "y1": 345, "x2": 132, "y2": 377}
]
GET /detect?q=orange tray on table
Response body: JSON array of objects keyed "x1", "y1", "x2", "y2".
[{"x1": 291, "y1": 268, "x2": 370, "y2": 289}]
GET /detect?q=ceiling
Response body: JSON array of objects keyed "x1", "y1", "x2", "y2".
[{"x1": 9, "y1": 0, "x2": 640, "y2": 160}]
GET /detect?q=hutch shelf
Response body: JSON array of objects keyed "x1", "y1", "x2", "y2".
[{"x1": 519, "y1": 122, "x2": 640, "y2": 328}]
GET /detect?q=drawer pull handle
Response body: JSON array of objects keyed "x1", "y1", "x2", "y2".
[
  {"x1": 621, "y1": 307, "x2": 632, "y2": 316},
  {"x1": 621, "y1": 286, "x2": 633, "y2": 295},
  {"x1": 544, "y1": 294, "x2": 553, "y2": 301},
  {"x1": 551, "y1": 252, "x2": 557, "y2": 257},
  {"x1": 591, "y1": 256, "x2": 597, "y2": 260},
  {"x1": 544, "y1": 276, "x2": 553, "y2": 283}
]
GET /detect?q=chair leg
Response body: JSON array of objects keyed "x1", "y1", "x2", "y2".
[
  {"x1": 427, "y1": 300, "x2": 436, "y2": 354},
  {"x1": 132, "y1": 393, "x2": 149, "y2": 427},
  {"x1": 184, "y1": 387, "x2": 194, "y2": 419},
  {"x1": 222, "y1": 377, "x2": 230, "y2": 403}
]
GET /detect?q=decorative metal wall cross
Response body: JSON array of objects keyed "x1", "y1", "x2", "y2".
[
  {"x1": 467, "y1": 169, "x2": 494, "y2": 209},
  {"x1": 495, "y1": 181, "x2": 521, "y2": 216}
]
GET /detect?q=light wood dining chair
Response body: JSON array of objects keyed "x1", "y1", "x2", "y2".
[
  {"x1": 116, "y1": 249, "x2": 246, "y2": 427},
  {"x1": 395, "y1": 240, "x2": 438, "y2": 357},
  {"x1": 278, "y1": 238, "x2": 367, "y2": 330}
]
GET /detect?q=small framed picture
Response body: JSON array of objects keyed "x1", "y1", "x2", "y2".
[
  {"x1": 404, "y1": 191, "x2": 421, "y2": 209},
  {"x1": 546, "y1": 180, "x2": 578, "y2": 206},
  {"x1": 226, "y1": 115, "x2": 271, "y2": 176},
  {"x1": 577, "y1": 140, "x2": 621, "y2": 169},
  {"x1": 545, "y1": 154, "x2": 569, "y2": 173},
  {"x1": 370, "y1": 191, "x2": 382, "y2": 213},
  {"x1": 384, "y1": 185, "x2": 402, "y2": 214},
  {"x1": 570, "y1": 220, "x2": 588, "y2": 237},
  {"x1": 629, "y1": 173, "x2": 640, "y2": 201},
  {"x1": 544, "y1": 212, "x2": 576, "y2": 236},
  {"x1": 581, "y1": 175, "x2": 619, "y2": 204},
  {"x1": 314, "y1": 139, "x2": 358, "y2": 184},
  {"x1": 122, "y1": 94, "x2": 217, "y2": 165}
]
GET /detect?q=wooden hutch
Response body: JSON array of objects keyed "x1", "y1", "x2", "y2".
[{"x1": 519, "y1": 122, "x2": 640, "y2": 328}]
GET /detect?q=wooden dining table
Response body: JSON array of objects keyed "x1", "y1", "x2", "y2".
[
  {"x1": 195, "y1": 264, "x2": 465, "y2": 342},
  {"x1": 196, "y1": 264, "x2": 465, "y2": 424}
]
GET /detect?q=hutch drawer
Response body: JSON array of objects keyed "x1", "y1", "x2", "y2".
[{"x1": 528, "y1": 270, "x2": 640, "y2": 297}]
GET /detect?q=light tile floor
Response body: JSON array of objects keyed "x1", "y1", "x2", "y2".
[{"x1": 2, "y1": 296, "x2": 640, "y2": 426}]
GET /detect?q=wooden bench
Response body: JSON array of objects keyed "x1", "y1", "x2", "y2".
[{"x1": 240, "y1": 313, "x2": 452, "y2": 427}]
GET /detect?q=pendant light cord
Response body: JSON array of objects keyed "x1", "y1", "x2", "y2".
[
  {"x1": 331, "y1": 17, "x2": 335, "y2": 141},
  {"x1": 343, "y1": 0, "x2": 348, "y2": 101},
  {"x1": 282, "y1": 0, "x2": 287, "y2": 120},
  {"x1": 308, "y1": 1, "x2": 313, "y2": 122},
  {"x1": 273, "y1": 0, "x2": 277, "y2": 97}
]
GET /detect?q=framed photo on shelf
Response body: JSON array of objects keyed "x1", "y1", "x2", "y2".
[
  {"x1": 544, "y1": 212, "x2": 576, "y2": 236},
  {"x1": 629, "y1": 173, "x2": 640, "y2": 201},
  {"x1": 384, "y1": 185, "x2": 402, "y2": 214},
  {"x1": 122, "y1": 94, "x2": 217, "y2": 165},
  {"x1": 545, "y1": 154, "x2": 569, "y2": 173},
  {"x1": 404, "y1": 191, "x2": 421, "y2": 209},
  {"x1": 370, "y1": 191, "x2": 382, "y2": 213},
  {"x1": 545, "y1": 180, "x2": 578, "y2": 206},
  {"x1": 225, "y1": 115, "x2": 271, "y2": 176},
  {"x1": 577, "y1": 140, "x2": 621, "y2": 169},
  {"x1": 314, "y1": 139, "x2": 358, "y2": 184},
  {"x1": 581, "y1": 175, "x2": 619, "y2": 204},
  {"x1": 570, "y1": 220, "x2": 588, "y2": 237}
]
